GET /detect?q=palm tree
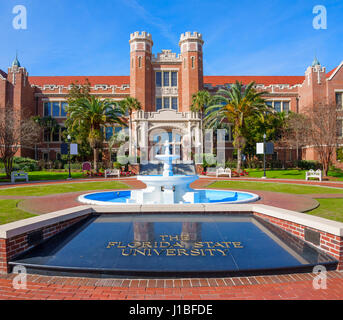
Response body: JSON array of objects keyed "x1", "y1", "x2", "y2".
[
  {"x1": 191, "y1": 90, "x2": 212, "y2": 163},
  {"x1": 32, "y1": 115, "x2": 60, "y2": 162},
  {"x1": 108, "y1": 129, "x2": 128, "y2": 167},
  {"x1": 66, "y1": 96, "x2": 126, "y2": 172},
  {"x1": 204, "y1": 81, "x2": 269, "y2": 172},
  {"x1": 120, "y1": 97, "x2": 142, "y2": 157},
  {"x1": 191, "y1": 90, "x2": 212, "y2": 114}
]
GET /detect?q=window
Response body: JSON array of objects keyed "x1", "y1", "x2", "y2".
[
  {"x1": 43, "y1": 102, "x2": 68, "y2": 117},
  {"x1": 114, "y1": 127, "x2": 122, "y2": 134},
  {"x1": 163, "y1": 97, "x2": 170, "y2": 109},
  {"x1": 43, "y1": 129, "x2": 51, "y2": 142},
  {"x1": 191, "y1": 56, "x2": 195, "y2": 69},
  {"x1": 283, "y1": 102, "x2": 290, "y2": 113},
  {"x1": 171, "y1": 97, "x2": 178, "y2": 110},
  {"x1": 156, "y1": 72, "x2": 162, "y2": 87},
  {"x1": 52, "y1": 129, "x2": 60, "y2": 142},
  {"x1": 105, "y1": 127, "x2": 113, "y2": 140},
  {"x1": 156, "y1": 97, "x2": 178, "y2": 111},
  {"x1": 156, "y1": 98, "x2": 162, "y2": 111},
  {"x1": 337, "y1": 120, "x2": 343, "y2": 137},
  {"x1": 274, "y1": 102, "x2": 281, "y2": 113},
  {"x1": 171, "y1": 72, "x2": 177, "y2": 87},
  {"x1": 155, "y1": 71, "x2": 178, "y2": 87},
  {"x1": 61, "y1": 102, "x2": 68, "y2": 117},
  {"x1": 336, "y1": 93, "x2": 343, "y2": 109},
  {"x1": 163, "y1": 71, "x2": 170, "y2": 87},
  {"x1": 52, "y1": 102, "x2": 60, "y2": 117},
  {"x1": 44, "y1": 102, "x2": 51, "y2": 116},
  {"x1": 266, "y1": 101, "x2": 290, "y2": 113},
  {"x1": 138, "y1": 56, "x2": 142, "y2": 68}
]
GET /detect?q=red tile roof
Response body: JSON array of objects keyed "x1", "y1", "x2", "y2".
[
  {"x1": 28, "y1": 76, "x2": 130, "y2": 86},
  {"x1": 0, "y1": 69, "x2": 7, "y2": 79},
  {"x1": 326, "y1": 67, "x2": 338, "y2": 78},
  {"x1": 203, "y1": 75, "x2": 305, "y2": 86}
]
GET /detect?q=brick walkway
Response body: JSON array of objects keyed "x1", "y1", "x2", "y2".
[
  {"x1": 0, "y1": 177, "x2": 328, "y2": 214},
  {"x1": 1, "y1": 177, "x2": 343, "y2": 300},
  {"x1": 1, "y1": 271, "x2": 342, "y2": 300}
]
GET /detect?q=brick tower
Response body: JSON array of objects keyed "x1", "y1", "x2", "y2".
[
  {"x1": 129, "y1": 31, "x2": 153, "y2": 111},
  {"x1": 179, "y1": 32, "x2": 204, "y2": 111},
  {"x1": 3, "y1": 56, "x2": 35, "y2": 157},
  {"x1": 298, "y1": 57, "x2": 327, "y2": 113}
]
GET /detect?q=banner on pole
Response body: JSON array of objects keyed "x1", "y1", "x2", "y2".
[{"x1": 70, "y1": 143, "x2": 78, "y2": 155}]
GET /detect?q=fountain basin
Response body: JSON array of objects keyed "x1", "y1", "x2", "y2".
[
  {"x1": 9, "y1": 213, "x2": 338, "y2": 278},
  {"x1": 78, "y1": 189, "x2": 260, "y2": 205}
]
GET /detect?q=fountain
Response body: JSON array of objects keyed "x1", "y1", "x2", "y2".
[
  {"x1": 78, "y1": 141, "x2": 259, "y2": 205},
  {"x1": 129, "y1": 141, "x2": 200, "y2": 204}
]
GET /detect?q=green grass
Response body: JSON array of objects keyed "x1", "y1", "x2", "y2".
[
  {"x1": 307, "y1": 199, "x2": 343, "y2": 223},
  {"x1": 245, "y1": 168, "x2": 343, "y2": 181},
  {"x1": 0, "y1": 181, "x2": 129, "y2": 196},
  {"x1": 0, "y1": 171, "x2": 85, "y2": 182},
  {"x1": 208, "y1": 180, "x2": 343, "y2": 222},
  {"x1": 208, "y1": 180, "x2": 343, "y2": 194},
  {"x1": 0, "y1": 200, "x2": 36, "y2": 225}
]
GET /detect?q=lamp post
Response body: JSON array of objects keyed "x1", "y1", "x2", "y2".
[
  {"x1": 262, "y1": 133, "x2": 267, "y2": 179},
  {"x1": 67, "y1": 134, "x2": 72, "y2": 180}
]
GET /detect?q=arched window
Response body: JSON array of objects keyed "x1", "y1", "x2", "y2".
[
  {"x1": 138, "y1": 56, "x2": 142, "y2": 68},
  {"x1": 191, "y1": 56, "x2": 195, "y2": 69}
]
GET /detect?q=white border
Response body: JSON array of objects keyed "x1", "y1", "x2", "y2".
[{"x1": 77, "y1": 189, "x2": 260, "y2": 206}]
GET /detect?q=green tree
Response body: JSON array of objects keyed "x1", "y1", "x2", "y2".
[
  {"x1": 120, "y1": 97, "x2": 141, "y2": 156},
  {"x1": 278, "y1": 112, "x2": 309, "y2": 161},
  {"x1": 244, "y1": 111, "x2": 287, "y2": 165},
  {"x1": 108, "y1": 128, "x2": 129, "y2": 166},
  {"x1": 32, "y1": 115, "x2": 60, "y2": 161},
  {"x1": 191, "y1": 90, "x2": 212, "y2": 114},
  {"x1": 204, "y1": 81, "x2": 269, "y2": 172},
  {"x1": 66, "y1": 96, "x2": 126, "y2": 172},
  {"x1": 191, "y1": 90, "x2": 212, "y2": 163}
]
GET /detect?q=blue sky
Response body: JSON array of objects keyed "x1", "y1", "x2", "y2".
[{"x1": 0, "y1": 0, "x2": 342, "y2": 76}]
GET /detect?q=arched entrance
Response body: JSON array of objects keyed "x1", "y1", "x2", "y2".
[{"x1": 149, "y1": 127, "x2": 184, "y2": 161}]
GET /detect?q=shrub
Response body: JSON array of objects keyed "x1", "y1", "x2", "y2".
[
  {"x1": 63, "y1": 162, "x2": 82, "y2": 170},
  {"x1": 225, "y1": 160, "x2": 237, "y2": 169},
  {"x1": 337, "y1": 148, "x2": 343, "y2": 161},
  {"x1": 12, "y1": 157, "x2": 39, "y2": 172},
  {"x1": 296, "y1": 160, "x2": 321, "y2": 170},
  {"x1": 113, "y1": 162, "x2": 122, "y2": 169}
]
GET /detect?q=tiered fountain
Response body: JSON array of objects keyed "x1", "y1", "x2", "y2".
[{"x1": 78, "y1": 141, "x2": 259, "y2": 205}]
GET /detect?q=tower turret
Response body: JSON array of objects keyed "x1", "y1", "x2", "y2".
[
  {"x1": 129, "y1": 31, "x2": 153, "y2": 111},
  {"x1": 179, "y1": 32, "x2": 204, "y2": 111}
]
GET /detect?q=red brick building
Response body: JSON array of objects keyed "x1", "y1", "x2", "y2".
[{"x1": 0, "y1": 31, "x2": 342, "y2": 164}]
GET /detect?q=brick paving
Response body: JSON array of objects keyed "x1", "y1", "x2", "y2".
[
  {"x1": 1, "y1": 176, "x2": 343, "y2": 300},
  {"x1": 0, "y1": 271, "x2": 342, "y2": 300}
]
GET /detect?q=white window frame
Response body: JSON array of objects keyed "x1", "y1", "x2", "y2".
[
  {"x1": 265, "y1": 100, "x2": 291, "y2": 113},
  {"x1": 155, "y1": 70, "x2": 178, "y2": 88},
  {"x1": 43, "y1": 101, "x2": 68, "y2": 118},
  {"x1": 334, "y1": 90, "x2": 343, "y2": 110}
]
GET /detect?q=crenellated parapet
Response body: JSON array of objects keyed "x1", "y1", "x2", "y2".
[
  {"x1": 152, "y1": 49, "x2": 182, "y2": 63},
  {"x1": 129, "y1": 31, "x2": 153, "y2": 53}
]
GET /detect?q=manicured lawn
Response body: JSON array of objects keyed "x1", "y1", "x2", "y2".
[
  {"x1": 308, "y1": 199, "x2": 343, "y2": 223},
  {"x1": 208, "y1": 180, "x2": 343, "y2": 222},
  {"x1": 0, "y1": 171, "x2": 85, "y2": 182},
  {"x1": 245, "y1": 168, "x2": 343, "y2": 181},
  {"x1": 0, "y1": 181, "x2": 129, "y2": 196},
  {"x1": 0, "y1": 200, "x2": 36, "y2": 225},
  {"x1": 208, "y1": 180, "x2": 343, "y2": 194}
]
